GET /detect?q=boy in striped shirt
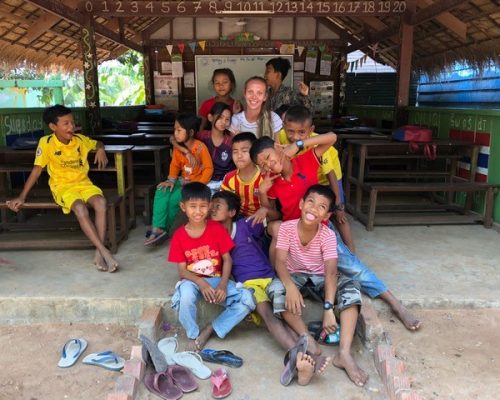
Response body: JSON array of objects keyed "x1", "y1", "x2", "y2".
[
  {"x1": 221, "y1": 132, "x2": 267, "y2": 224},
  {"x1": 269, "y1": 184, "x2": 367, "y2": 387}
]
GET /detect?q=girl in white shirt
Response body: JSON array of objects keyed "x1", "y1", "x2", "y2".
[{"x1": 230, "y1": 76, "x2": 282, "y2": 139}]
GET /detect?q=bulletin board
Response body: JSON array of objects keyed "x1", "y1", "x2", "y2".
[{"x1": 195, "y1": 55, "x2": 294, "y2": 110}]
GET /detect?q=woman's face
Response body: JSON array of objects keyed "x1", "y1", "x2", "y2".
[
  {"x1": 174, "y1": 120, "x2": 189, "y2": 143},
  {"x1": 244, "y1": 80, "x2": 268, "y2": 111},
  {"x1": 213, "y1": 74, "x2": 232, "y2": 97},
  {"x1": 212, "y1": 109, "x2": 232, "y2": 132}
]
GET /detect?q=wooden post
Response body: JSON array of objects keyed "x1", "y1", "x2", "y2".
[
  {"x1": 394, "y1": 2, "x2": 416, "y2": 127},
  {"x1": 143, "y1": 47, "x2": 153, "y2": 105},
  {"x1": 81, "y1": 14, "x2": 101, "y2": 134}
]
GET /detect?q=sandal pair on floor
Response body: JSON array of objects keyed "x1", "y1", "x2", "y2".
[
  {"x1": 144, "y1": 230, "x2": 168, "y2": 246},
  {"x1": 57, "y1": 338, "x2": 124, "y2": 371},
  {"x1": 144, "y1": 365, "x2": 198, "y2": 400}
]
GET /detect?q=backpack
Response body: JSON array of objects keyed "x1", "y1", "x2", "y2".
[{"x1": 392, "y1": 125, "x2": 437, "y2": 160}]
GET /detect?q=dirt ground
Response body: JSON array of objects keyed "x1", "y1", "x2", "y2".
[
  {"x1": 381, "y1": 308, "x2": 500, "y2": 400},
  {"x1": 0, "y1": 323, "x2": 138, "y2": 400},
  {"x1": 1, "y1": 309, "x2": 500, "y2": 400}
]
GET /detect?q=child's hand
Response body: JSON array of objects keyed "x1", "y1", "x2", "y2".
[
  {"x1": 246, "y1": 207, "x2": 267, "y2": 226},
  {"x1": 335, "y1": 209, "x2": 347, "y2": 224},
  {"x1": 6, "y1": 197, "x2": 24, "y2": 212},
  {"x1": 281, "y1": 143, "x2": 298, "y2": 159},
  {"x1": 214, "y1": 283, "x2": 227, "y2": 304},
  {"x1": 259, "y1": 172, "x2": 279, "y2": 195},
  {"x1": 94, "y1": 148, "x2": 108, "y2": 170},
  {"x1": 285, "y1": 285, "x2": 305, "y2": 315},
  {"x1": 157, "y1": 181, "x2": 174, "y2": 191},
  {"x1": 322, "y1": 310, "x2": 338, "y2": 335},
  {"x1": 232, "y1": 100, "x2": 242, "y2": 114},
  {"x1": 298, "y1": 81, "x2": 310, "y2": 96},
  {"x1": 199, "y1": 281, "x2": 217, "y2": 303}
]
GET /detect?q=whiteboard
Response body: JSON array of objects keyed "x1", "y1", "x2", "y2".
[{"x1": 195, "y1": 55, "x2": 294, "y2": 111}]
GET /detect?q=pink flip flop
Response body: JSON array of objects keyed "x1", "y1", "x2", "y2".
[
  {"x1": 143, "y1": 371, "x2": 182, "y2": 400},
  {"x1": 211, "y1": 368, "x2": 232, "y2": 399}
]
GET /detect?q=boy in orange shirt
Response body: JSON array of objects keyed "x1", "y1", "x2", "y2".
[{"x1": 145, "y1": 114, "x2": 214, "y2": 246}]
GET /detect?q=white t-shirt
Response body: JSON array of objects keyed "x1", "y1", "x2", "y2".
[{"x1": 230, "y1": 111, "x2": 283, "y2": 139}]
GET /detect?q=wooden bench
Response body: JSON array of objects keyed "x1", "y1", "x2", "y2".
[
  {"x1": 0, "y1": 194, "x2": 127, "y2": 253},
  {"x1": 358, "y1": 182, "x2": 499, "y2": 231}
]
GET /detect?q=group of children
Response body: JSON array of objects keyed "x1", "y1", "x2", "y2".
[
  {"x1": 160, "y1": 93, "x2": 421, "y2": 387},
  {"x1": 7, "y1": 63, "x2": 421, "y2": 388}
]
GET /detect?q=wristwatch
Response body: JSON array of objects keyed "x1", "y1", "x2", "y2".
[
  {"x1": 296, "y1": 140, "x2": 305, "y2": 151},
  {"x1": 323, "y1": 301, "x2": 334, "y2": 310},
  {"x1": 335, "y1": 203, "x2": 345, "y2": 211}
]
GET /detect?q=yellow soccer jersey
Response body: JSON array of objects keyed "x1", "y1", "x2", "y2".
[
  {"x1": 34, "y1": 133, "x2": 97, "y2": 190},
  {"x1": 276, "y1": 129, "x2": 342, "y2": 185}
]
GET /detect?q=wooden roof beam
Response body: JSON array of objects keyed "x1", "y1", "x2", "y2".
[
  {"x1": 25, "y1": 0, "x2": 142, "y2": 52},
  {"x1": 348, "y1": 0, "x2": 465, "y2": 52},
  {"x1": 24, "y1": 13, "x2": 60, "y2": 44},
  {"x1": 140, "y1": 18, "x2": 172, "y2": 41},
  {"x1": 315, "y1": 17, "x2": 353, "y2": 42},
  {"x1": 416, "y1": 0, "x2": 467, "y2": 40}
]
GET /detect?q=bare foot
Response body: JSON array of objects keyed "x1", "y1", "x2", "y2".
[
  {"x1": 296, "y1": 352, "x2": 315, "y2": 386},
  {"x1": 186, "y1": 324, "x2": 214, "y2": 352},
  {"x1": 186, "y1": 338, "x2": 201, "y2": 352},
  {"x1": 103, "y1": 253, "x2": 119, "y2": 273},
  {"x1": 393, "y1": 304, "x2": 421, "y2": 331},
  {"x1": 332, "y1": 350, "x2": 368, "y2": 387},
  {"x1": 311, "y1": 354, "x2": 331, "y2": 374},
  {"x1": 93, "y1": 251, "x2": 107, "y2": 272},
  {"x1": 306, "y1": 333, "x2": 322, "y2": 356}
]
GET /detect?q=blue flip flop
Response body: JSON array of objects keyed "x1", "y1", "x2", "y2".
[
  {"x1": 58, "y1": 338, "x2": 88, "y2": 368},
  {"x1": 82, "y1": 351, "x2": 125, "y2": 371},
  {"x1": 200, "y1": 349, "x2": 243, "y2": 368}
]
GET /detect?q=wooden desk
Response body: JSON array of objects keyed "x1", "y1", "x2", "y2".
[
  {"x1": 131, "y1": 145, "x2": 170, "y2": 182},
  {"x1": 344, "y1": 139, "x2": 481, "y2": 228}
]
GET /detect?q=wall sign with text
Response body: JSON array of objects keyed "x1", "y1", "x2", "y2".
[{"x1": 83, "y1": 1, "x2": 408, "y2": 17}]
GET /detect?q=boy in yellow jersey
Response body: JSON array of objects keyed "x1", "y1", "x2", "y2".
[
  {"x1": 276, "y1": 105, "x2": 355, "y2": 253},
  {"x1": 7, "y1": 105, "x2": 119, "y2": 272}
]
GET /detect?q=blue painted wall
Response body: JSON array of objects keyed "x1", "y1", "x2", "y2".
[{"x1": 418, "y1": 64, "x2": 500, "y2": 109}]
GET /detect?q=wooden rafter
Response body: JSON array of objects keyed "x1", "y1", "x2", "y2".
[
  {"x1": 24, "y1": 13, "x2": 60, "y2": 44},
  {"x1": 416, "y1": 0, "x2": 467, "y2": 40},
  {"x1": 24, "y1": 0, "x2": 142, "y2": 52}
]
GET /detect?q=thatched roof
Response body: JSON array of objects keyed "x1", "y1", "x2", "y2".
[{"x1": 0, "y1": 0, "x2": 498, "y2": 74}]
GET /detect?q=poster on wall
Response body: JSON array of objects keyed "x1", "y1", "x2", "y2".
[
  {"x1": 154, "y1": 76, "x2": 179, "y2": 110},
  {"x1": 305, "y1": 49, "x2": 318, "y2": 74},
  {"x1": 171, "y1": 54, "x2": 184, "y2": 78},
  {"x1": 310, "y1": 81, "x2": 334, "y2": 119}
]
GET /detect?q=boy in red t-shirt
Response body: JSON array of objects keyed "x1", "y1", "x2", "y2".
[{"x1": 168, "y1": 182, "x2": 255, "y2": 351}]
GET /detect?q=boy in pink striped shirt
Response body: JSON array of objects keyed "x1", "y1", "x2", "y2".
[{"x1": 269, "y1": 184, "x2": 367, "y2": 387}]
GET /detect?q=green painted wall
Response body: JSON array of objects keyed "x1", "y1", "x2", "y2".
[
  {"x1": 0, "y1": 106, "x2": 144, "y2": 146},
  {"x1": 345, "y1": 105, "x2": 500, "y2": 223}
]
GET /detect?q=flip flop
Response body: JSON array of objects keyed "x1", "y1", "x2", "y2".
[
  {"x1": 158, "y1": 336, "x2": 178, "y2": 365},
  {"x1": 82, "y1": 351, "x2": 125, "y2": 371},
  {"x1": 171, "y1": 351, "x2": 212, "y2": 380},
  {"x1": 200, "y1": 349, "x2": 243, "y2": 368},
  {"x1": 144, "y1": 371, "x2": 183, "y2": 400},
  {"x1": 144, "y1": 231, "x2": 168, "y2": 247},
  {"x1": 211, "y1": 368, "x2": 232, "y2": 399},
  {"x1": 57, "y1": 338, "x2": 88, "y2": 368},
  {"x1": 140, "y1": 334, "x2": 168, "y2": 373},
  {"x1": 168, "y1": 364, "x2": 198, "y2": 393},
  {"x1": 280, "y1": 334, "x2": 308, "y2": 386}
]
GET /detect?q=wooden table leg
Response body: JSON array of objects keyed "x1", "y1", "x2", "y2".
[
  {"x1": 154, "y1": 150, "x2": 162, "y2": 183},
  {"x1": 367, "y1": 188, "x2": 378, "y2": 231},
  {"x1": 355, "y1": 145, "x2": 367, "y2": 217}
]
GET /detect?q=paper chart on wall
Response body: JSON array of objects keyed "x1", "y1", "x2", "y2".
[
  {"x1": 305, "y1": 49, "x2": 318, "y2": 74},
  {"x1": 171, "y1": 54, "x2": 184, "y2": 78}
]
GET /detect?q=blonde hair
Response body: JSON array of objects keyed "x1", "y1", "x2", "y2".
[{"x1": 244, "y1": 76, "x2": 274, "y2": 138}]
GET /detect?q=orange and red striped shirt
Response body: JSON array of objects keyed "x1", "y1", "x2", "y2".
[{"x1": 221, "y1": 168, "x2": 263, "y2": 216}]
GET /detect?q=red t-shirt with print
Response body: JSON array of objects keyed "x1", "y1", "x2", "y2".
[
  {"x1": 168, "y1": 220, "x2": 234, "y2": 277},
  {"x1": 267, "y1": 149, "x2": 320, "y2": 221}
]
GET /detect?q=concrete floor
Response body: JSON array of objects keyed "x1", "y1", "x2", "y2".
[
  {"x1": 1, "y1": 219, "x2": 499, "y2": 324},
  {"x1": 1, "y1": 219, "x2": 498, "y2": 399}
]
